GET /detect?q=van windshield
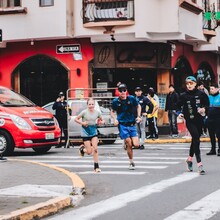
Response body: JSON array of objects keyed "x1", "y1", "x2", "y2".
[{"x1": 0, "y1": 87, "x2": 35, "y2": 107}]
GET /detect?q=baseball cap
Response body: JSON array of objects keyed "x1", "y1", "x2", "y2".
[
  {"x1": 135, "y1": 86, "x2": 142, "y2": 91},
  {"x1": 118, "y1": 83, "x2": 127, "y2": 89},
  {"x1": 185, "y1": 76, "x2": 197, "y2": 83},
  {"x1": 148, "y1": 87, "x2": 155, "y2": 93},
  {"x1": 58, "y1": 92, "x2": 64, "y2": 96}
]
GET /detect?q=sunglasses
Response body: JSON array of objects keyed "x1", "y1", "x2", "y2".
[
  {"x1": 185, "y1": 81, "x2": 194, "y2": 85},
  {"x1": 118, "y1": 89, "x2": 127, "y2": 93}
]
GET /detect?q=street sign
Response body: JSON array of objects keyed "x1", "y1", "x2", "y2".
[
  {"x1": 0, "y1": 29, "x2": 2, "y2": 42},
  {"x1": 56, "y1": 44, "x2": 80, "y2": 54}
]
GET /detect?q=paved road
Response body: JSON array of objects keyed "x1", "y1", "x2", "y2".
[{"x1": 11, "y1": 140, "x2": 220, "y2": 220}]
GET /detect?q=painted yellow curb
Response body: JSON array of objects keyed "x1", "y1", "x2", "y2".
[
  {"x1": 2, "y1": 158, "x2": 86, "y2": 220},
  {"x1": 145, "y1": 137, "x2": 210, "y2": 144},
  {"x1": 9, "y1": 158, "x2": 85, "y2": 192},
  {"x1": 0, "y1": 196, "x2": 71, "y2": 220}
]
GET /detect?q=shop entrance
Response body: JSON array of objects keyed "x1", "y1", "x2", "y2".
[
  {"x1": 12, "y1": 55, "x2": 68, "y2": 106},
  {"x1": 93, "y1": 68, "x2": 157, "y2": 95}
]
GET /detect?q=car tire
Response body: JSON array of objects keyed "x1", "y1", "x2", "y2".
[
  {"x1": 32, "y1": 146, "x2": 51, "y2": 154},
  {"x1": 102, "y1": 139, "x2": 116, "y2": 144},
  {"x1": 0, "y1": 130, "x2": 15, "y2": 156}
]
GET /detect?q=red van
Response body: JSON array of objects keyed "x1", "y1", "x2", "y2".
[{"x1": 0, "y1": 86, "x2": 61, "y2": 156}]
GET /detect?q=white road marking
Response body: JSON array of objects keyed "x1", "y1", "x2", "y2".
[
  {"x1": 164, "y1": 189, "x2": 220, "y2": 220},
  {"x1": 28, "y1": 160, "x2": 179, "y2": 165},
  {"x1": 50, "y1": 164, "x2": 168, "y2": 169},
  {"x1": 0, "y1": 184, "x2": 72, "y2": 197},
  {"x1": 18, "y1": 156, "x2": 185, "y2": 160},
  {"x1": 49, "y1": 173, "x2": 199, "y2": 220},
  {"x1": 78, "y1": 171, "x2": 147, "y2": 175}
]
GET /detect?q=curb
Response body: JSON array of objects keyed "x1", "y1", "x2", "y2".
[
  {"x1": 0, "y1": 196, "x2": 72, "y2": 220},
  {"x1": 145, "y1": 137, "x2": 210, "y2": 144},
  {"x1": 1, "y1": 159, "x2": 86, "y2": 220}
]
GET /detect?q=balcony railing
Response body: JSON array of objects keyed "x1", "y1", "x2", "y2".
[
  {"x1": 82, "y1": 0, "x2": 134, "y2": 26},
  {"x1": 203, "y1": 0, "x2": 220, "y2": 30}
]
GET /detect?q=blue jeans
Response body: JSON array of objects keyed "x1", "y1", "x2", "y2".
[
  {"x1": 168, "y1": 110, "x2": 178, "y2": 135},
  {"x1": 136, "y1": 116, "x2": 146, "y2": 145}
]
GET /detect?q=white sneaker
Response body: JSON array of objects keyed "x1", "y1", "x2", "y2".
[{"x1": 129, "y1": 162, "x2": 135, "y2": 170}]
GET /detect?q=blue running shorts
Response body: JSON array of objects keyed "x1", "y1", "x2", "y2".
[{"x1": 118, "y1": 124, "x2": 138, "y2": 139}]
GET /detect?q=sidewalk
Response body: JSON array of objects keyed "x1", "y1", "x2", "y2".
[
  {"x1": 145, "y1": 134, "x2": 210, "y2": 144},
  {"x1": 0, "y1": 135, "x2": 210, "y2": 220},
  {"x1": 0, "y1": 158, "x2": 85, "y2": 220}
]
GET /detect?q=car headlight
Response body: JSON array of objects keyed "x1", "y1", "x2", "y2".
[{"x1": 10, "y1": 115, "x2": 31, "y2": 130}]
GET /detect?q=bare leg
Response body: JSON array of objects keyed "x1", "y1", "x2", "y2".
[{"x1": 91, "y1": 136, "x2": 99, "y2": 163}]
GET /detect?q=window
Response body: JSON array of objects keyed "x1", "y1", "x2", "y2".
[
  {"x1": 40, "y1": 0, "x2": 54, "y2": 7},
  {"x1": 0, "y1": 0, "x2": 21, "y2": 8}
]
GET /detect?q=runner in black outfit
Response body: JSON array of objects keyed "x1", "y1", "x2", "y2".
[{"x1": 177, "y1": 76, "x2": 209, "y2": 175}]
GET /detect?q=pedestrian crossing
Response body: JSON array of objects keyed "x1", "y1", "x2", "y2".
[
  {"x1": 16, "y1": 143, "x2": 197, "y2": 176},
  {"x1": 15, "y1": 142, "x2": 220, "y2": 220}
]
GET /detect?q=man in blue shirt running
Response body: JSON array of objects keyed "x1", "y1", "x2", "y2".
[{"x1": 111, "y1": 83, "x2": 141, "y2": 170}]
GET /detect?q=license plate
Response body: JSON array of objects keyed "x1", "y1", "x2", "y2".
[{"x1": 45, "y1": 133, "x2": 54, "y2": 140}]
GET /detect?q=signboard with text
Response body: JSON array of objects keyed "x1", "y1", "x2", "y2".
[{"x1": 56, "y1": 44, "x2": 80, "y2": 54}]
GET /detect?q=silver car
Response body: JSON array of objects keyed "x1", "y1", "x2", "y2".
[{"x1": 43, "y1": 99, "x2": 118, "y2": 144}]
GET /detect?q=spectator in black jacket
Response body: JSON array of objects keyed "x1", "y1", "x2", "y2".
[
  {"x1": 177, "y1": 76, "x2": 209, "y2": 175},
  {"x1": 52, "y1": 92, "x2": 68, "y2": 148},
  {"x1": 165, "y1": 84, "x2": 179, "y2": 138},
  {"x1": 135, "y1": 86, "x2": 154, "y2": 149}
]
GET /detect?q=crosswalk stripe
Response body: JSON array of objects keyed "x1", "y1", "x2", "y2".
[
  {"x1": 49, "y1": 164, "x2": 168, "y2": 169},
  {"x1": 20, "y1": 156, "x2": 185, "y2": 160},
  {"x1": 164, "y1": 189, "x2": 220, "y2": 220},
  {"x1": 78, "y1": 171, "x2": 147, "y2": 175},
  {"x1": 49, "y1": 173, "x2": 199, "y2": 220},
  {"x1": 28, "y1": 160, "x2": 179, "y2": 164}
]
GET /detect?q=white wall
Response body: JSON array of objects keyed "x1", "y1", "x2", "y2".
[{"x1": 0, "y1": 0, "x2": 69, "y2": 42}]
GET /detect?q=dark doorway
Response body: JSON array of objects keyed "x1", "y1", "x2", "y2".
[
  {"x1": 173, "y1": 56, "x2": 193, "y2": 94},
  {"x1": 12, "y1": 55, "x2": 68, "y2": 106},
  {"x1": 93, "y1": 68, "x2": 157, "y2": 95}
]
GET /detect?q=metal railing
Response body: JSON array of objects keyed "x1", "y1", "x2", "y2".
[
  {"x1": 82, "y1": 0, "x2": 134, "y2": 24},
  {"x1": 203, "y1": 0, "x2": 220, "y2": 30}
]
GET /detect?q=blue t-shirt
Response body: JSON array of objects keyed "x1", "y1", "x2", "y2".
[{"x1": 112, "y1": 95, "x2": 139, "y2": 123}]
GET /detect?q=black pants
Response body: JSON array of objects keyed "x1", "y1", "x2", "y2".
[
  {"x1": 186, "y1": 119, "x2": 202, "y2": 163},
  {"x1": 57, "y1": 116, "x2": 68, "y2": 145},
  {"x1": 207, "y1": 118, "x2": 220, "y2": 152}
]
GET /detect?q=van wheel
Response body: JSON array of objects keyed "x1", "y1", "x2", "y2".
[
  {"x1": 102, "y1": 139, "x2": 116, "y2": 145},
  {"x1": 32, "y1": 146, "x2": 51, "y2": 154},
  {"x1": 0, "y1": 130, "x2": 15, "y2": 156}
]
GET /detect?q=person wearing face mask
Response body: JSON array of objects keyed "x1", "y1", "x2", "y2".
[{"x1": 177, "y1": 76, "x2": 209, "y2": 175}]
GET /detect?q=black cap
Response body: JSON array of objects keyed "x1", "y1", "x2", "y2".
[
  {"x1": 59, "y1": 92, "x2": 64, "y2": 96},
  {"x1": 148, "y1": 87, "x2": 155, "y2": 93},
  {"x1": 135, "y1": 86, "x2": 142, "y2": 91},
  {"x1": 118, "y1": 83, "x2": 127, "y2": 89}
]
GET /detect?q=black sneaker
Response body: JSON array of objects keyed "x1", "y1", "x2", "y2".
[
  {"x1": 139, "y1": 145, "x2": 145, "y2": 150},
  {"x1": 79, "y1": 145, "x2": 85, "y2": 157},
  {"x1": 129, "y1": 162, "x2": 135, "y2": 170},
  {"x1": 206, "y1": 151, "x2": 216, "y2": 155}
]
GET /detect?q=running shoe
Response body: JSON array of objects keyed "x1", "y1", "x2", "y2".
[
  {"x1": 186, "y1": 159, "x2": 193, "y2": 172},
  {"x1": 129, "y1": 162, "x2": 135, "y2": 170},
  {"x1": 79, "y1": 145, "x2": 85, "y2": 157},
  {"x1": 94, "y1": 168, "x2": 101, "y2": 173},
  {"x1": 139, "y1": 145, "x2": 145, "y2": 150},
  {"x1": 198, "y1": 165, "x2": 205, "y2": 175}
]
